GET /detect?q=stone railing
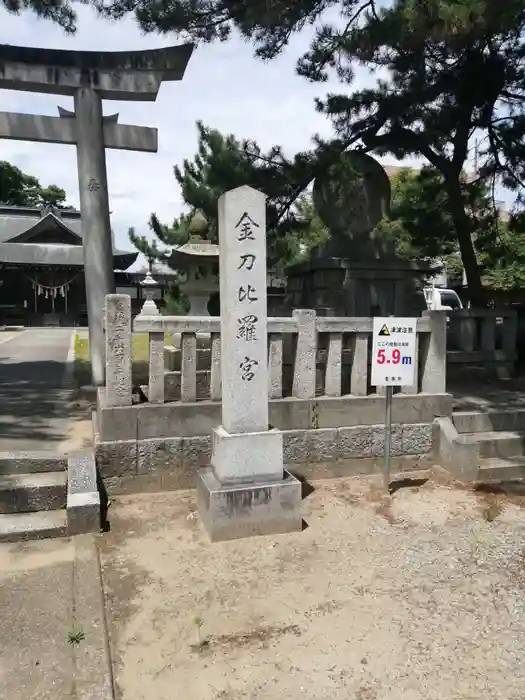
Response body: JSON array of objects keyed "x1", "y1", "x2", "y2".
[
  {"x1": 102, "y1": 300, "x2": 447, "y2": 407},
  {"x1": 447, "y1": 308, "x2": 517, "y2": 377}
]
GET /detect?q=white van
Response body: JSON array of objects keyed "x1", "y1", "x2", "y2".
[{"x1": 423, "y1": 287, "x2": 464, "y2": 311}]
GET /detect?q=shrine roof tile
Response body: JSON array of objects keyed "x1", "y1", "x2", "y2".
[{"x1": 0, "y1": 242, "x2": 136, "y2": 269}]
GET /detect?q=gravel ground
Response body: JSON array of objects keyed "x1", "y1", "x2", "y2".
[{"x1": 99, "y1": 475, "x2": 525, "y2": 700}]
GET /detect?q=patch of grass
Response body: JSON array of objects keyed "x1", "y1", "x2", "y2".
[
  {"x1": 73, "y1": 332, "x2": 173, "y2": 387},
  {"x1": 67, "y1": 624, "x2": 85, "y2": 645},
  {"x1": 191, "y1": 614, "x2": 209, "y2": 650},
  {"x1": 74, "y1": 334, "x2": 91, "y2": 387},
  {"x1": 482, "y1": 497, "x2": 504, "y2": 522}
]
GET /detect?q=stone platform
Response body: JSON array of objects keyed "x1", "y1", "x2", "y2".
[{"x1": 196, "y1": 467, "x2": 302, "y2": 542}]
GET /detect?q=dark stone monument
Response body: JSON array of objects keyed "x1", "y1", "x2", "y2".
[{"x1": 287, "y1": 151, "x2": 426, "y2": 317}]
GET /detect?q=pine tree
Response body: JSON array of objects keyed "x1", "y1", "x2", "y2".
[
  {"x1": 108, "y1": 0, "x2": 525, "y2": 304},
  {"x1": 129, "y1": 121, "x2": 325, "y2": 272},
  {"x1": 2, "y1": 0, "x2": 79, "y2": 33}
]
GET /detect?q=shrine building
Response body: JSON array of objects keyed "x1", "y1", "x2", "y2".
[{"x1": 0, "y1": 204, "x2": 170, "y2": 326}]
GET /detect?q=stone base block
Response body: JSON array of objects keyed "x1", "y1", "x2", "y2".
[
  {"x1": 211, "y1": 425, "x2": 283, "y2": 483},
  {"x1": 164, "y1": 370, "x2": 211, "y2": 402},
  {"x1": 164, "y1": 346, "x2": 211, "y2": 371},
  {"x1": 67, "y1": 454, "x2": 101, "y2": 536},
  {"x1": 197, "y1": 467, "x2": 302, "y2": 542}
]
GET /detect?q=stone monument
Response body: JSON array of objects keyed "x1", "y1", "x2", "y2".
[
  {"x1": 0, "y1": 43, "x2": 194, "y2": 385},
  {"x1": 287, "y1": 151, "x2": 426, "y2": 317},
  {"x1": 196, "y1": 185, "x2": 302, "y2": 541}
]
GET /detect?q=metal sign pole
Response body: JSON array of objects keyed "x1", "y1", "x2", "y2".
[{"x1": 383, "y1": 385, "x2": 393, "y2": 493}]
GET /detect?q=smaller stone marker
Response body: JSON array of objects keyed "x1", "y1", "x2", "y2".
[
  {"x1": 105, "y1": 294, "x2": 132, "y2": 407},
  {"x1": 196, "y1": 185, "x2": 302, "y2": 541}
]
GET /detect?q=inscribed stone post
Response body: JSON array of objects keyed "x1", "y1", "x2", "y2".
[
  {"x1": 197, "y1": 185, "x2": 302, "y2": 539},
  {"x1": 105, "y1": 294, "x2": 132, "y2": 407},
  {"x1": 218, "y1": 186, "x2": 269, "y2": 435}
]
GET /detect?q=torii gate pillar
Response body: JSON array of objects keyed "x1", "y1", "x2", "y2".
[
  {"x1": 74, "y1": 87, "x2": 113, "y2": 384},
  {"x1": 0, "y1": 44, "x2": 194, "y2": 385}
]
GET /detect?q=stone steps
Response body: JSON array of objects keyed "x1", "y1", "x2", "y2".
[
  {"x1": 0, "y1": 453, "x2": 67, "y2": 476},
  {"x1": 478, "y1": 456, "x2": 525, "y2": 483},
  {"x1": 453, "y1": 409, "x2": 525, "y2": 435},
  {"x1": 0, "y1": 471, "x2": 67, "y2": 514},
  {"x1": 0, "y1": 510, "x2": 67, "y2": 543},
  {"x1": 438, "y1": 412, "x2": 525, "y2": 484},
  {"x1": 460, "y1": 430, "x2": 525, "y2": 459},
  {"x1": 0, "y1": 453, "x2": 101, "y2": 543}
]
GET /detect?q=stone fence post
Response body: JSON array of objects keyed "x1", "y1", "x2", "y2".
[
  {"x1": 421, "y1": 310, "x2": 447, "y2": 394},
  {"x1": 105, "y1": 294, "x2": 132, "y2": 407},
  {"x1": 292, "y1": 309, "x2": 317, "y2": 399},
  {"x1": 502, "y1": 310, "x2": 518, "y2": 362}
]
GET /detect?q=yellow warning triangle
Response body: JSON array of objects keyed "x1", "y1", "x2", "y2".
[{"x1": 378, "y1": 324, "x2": 390, "y2": 336}]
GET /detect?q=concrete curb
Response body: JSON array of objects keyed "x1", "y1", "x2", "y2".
[
  {"x1": 433, "y1": 416, "x2": 479, "y2": 481},
  {"x1": 72, "y1": 534, "x2": 114, "y2": 700},
  {"x1": 67, "y1": 454, "x2": 101, "y2": 536}
]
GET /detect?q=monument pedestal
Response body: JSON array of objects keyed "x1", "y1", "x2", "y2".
[
  {"x1": 286, "y1": 256, "x2": 427, "y2": 317},
  {"x1": 198, "y1": 425, "x2": 302, "y2": 541},
  {"x1": 197, "y1": 468, "x2": 302, "y2": 542},
  {"x1": 211, "y1": 425, "x2": 284, "y2": 483}
]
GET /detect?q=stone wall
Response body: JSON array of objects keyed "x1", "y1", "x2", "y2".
[
  {"x1": 95, "y1": 390, "x2": 450, "y2": 495},
  {"x1": 95, "y1": 414, "x2": 436, "y2": 497},
  {"x1": 96, "y1": 295, "x2": 450, "y2": 495}
]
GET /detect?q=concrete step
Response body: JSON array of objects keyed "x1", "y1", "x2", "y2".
[
  {"x1": 461, "y1": 431, "x2": 525, "y2": 459},
  {"x1": 0, "y1": 472, "x2": 67, "y2": 514},
  {"x1": 0, "y1": 510, "x2": 67, "y2": 543},
  {"x1": 0, "y1": 453, "x2": 67, "y2": 476},
  {"x1": 453, "y1": 409, "x2": 525, "y2": 435},
  {"x1": 478, "y1": 456, "x2": 525, "y2": 483}
]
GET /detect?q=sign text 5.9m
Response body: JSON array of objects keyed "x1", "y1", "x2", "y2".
[{"x1": 371, "y1": 317, "x2": 417, "y2": 387}]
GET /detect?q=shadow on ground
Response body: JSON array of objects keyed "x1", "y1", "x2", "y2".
[
  {"x1": 0, "y1": 356, "x2": 88, "y2": 449},
  {"x1": 450, "y1": 375, "x2": 525, "y2": 412}
]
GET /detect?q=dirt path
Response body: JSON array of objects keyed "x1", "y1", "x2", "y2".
[{"x1": 98, "y1": 476, "x2": 525, "y2": 700}]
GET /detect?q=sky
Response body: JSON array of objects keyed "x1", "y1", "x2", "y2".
[{"x1": 0, "y1": 5, "x2": 427, "y2": 260}]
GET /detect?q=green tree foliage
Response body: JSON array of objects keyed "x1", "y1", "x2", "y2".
[
  {"x1": 0, "y1": 161, "x2": 69, "y2": 208},
  {"x1": 380, "y1": 166, "x2": 525, "y2": 291},
  {"x1": 106, "y1": 0, "x2": 525, "y2": 303},
  {"x1": 476, "y1": 213, "x2": 525, "y2": 290},
  {"x1": 38, "y1": 184, "x2": 69, "y2": 208},
  {"x1": 129, "y1": 122, "x2": 326, "y2": 271},
  {"x1": 378, "y1": 167, "x2": 496, "y2": 260},
  {"x1": 163, "y1": 283, "x2": 191, "y2": 315},
  {"x1": 376, "y1": 167, "x2": 458, "y2": 263}
]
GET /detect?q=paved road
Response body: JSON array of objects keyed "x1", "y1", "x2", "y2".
[
  {"x1": 0, "y1": 329, "x2": 74, "y2": 453},
  {"x1": 0, "y1": 534, "x2": 112, "y2": 700}
]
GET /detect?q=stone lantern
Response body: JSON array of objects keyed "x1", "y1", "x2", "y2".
[
  {"x1": 140, "y1": 262, "x2": 160, "y2": 315},
  {"x1": 169, "y1": 211, "x2": 219, "y2": 316}
]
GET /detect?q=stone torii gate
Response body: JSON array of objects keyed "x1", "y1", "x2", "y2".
[{"x1": 0, "y1": 43, "x2": 194, "y2": 385}]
